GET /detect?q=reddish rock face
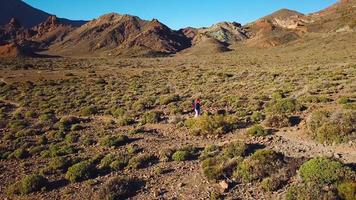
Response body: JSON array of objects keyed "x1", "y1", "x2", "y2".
[{"x1": 0, "y1": 42, "x2": 28, "y2": 57}]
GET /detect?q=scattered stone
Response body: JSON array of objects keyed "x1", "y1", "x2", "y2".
[
  {"x1": 177, "y1": 182, "x2": 185, "y2": 188},
  {"x1": 334, "y1": 153, "x2": 342, "y2": 159},
  {"x1": 219, "y1": 180, "x2": 229, "y2": 193}
]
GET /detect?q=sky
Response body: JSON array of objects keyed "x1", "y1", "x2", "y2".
[{"x1": 23, "y1": 0, "x2": 337, "y2": 30}]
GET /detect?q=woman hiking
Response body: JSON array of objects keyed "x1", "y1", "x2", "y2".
[{"x1": 193, "y1": 98, "x2": 201, "y2": 117}]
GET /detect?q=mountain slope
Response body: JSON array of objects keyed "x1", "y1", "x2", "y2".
[
  {"x1": 49, "y1": 13, "x2": 191, "y2": 56},
  {"x1": 0, "y1": 0, "x2": 86, "y2": 28}
]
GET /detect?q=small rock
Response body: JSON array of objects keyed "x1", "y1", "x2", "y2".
[
  {"x1": 177, "y1": 182, "x2": 185, "y2": 188},
  {"x1": 219, "y1": 180, "x2": 229, "y2": 192},
  {"x1": 334, "y1": 153, "x2": 342, "y2": 159}
]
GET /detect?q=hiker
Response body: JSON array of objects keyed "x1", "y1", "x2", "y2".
[{"x1": 193, "y1": 98, "x2": 201, "y2": 117}]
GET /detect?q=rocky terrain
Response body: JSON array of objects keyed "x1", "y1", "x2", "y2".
[{"x1": 0, "y1": 0, "x2": 355, "y2": 200}]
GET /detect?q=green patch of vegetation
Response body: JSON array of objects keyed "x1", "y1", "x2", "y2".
[
  {"x1": 251, "y1": 112, "x2": 264, "y2": 123},
  {"x1": 247, "y1": 125, "x2": 269, "y2": 137},
  {"x1": 338, "y1": 96, "x2": 351, "y2": 104},
  {"x1": 11, "y1": 148, "x2": 29, "y2": 159},
  {"x1": 159, "y1": 94, "x2": 180, "y2": 105},
  {"x1": 265, "y1": 98, "x2": 303, "y2": 115},
  {"x1": 7, "y1": 174, "x2": 48, "y2": 195},
  {"x1": 299, "y1": 157, "x2": 352, "y2": 185},
  {"x1": 172, "y1": 150, "x2": 192, "y2": 161},
  {"x1": 98, "y1": 177, "x2": 141, "y2": 200},
  {"x1": 39, "y1": 111, "x2": 57, "y2": 122},
  {"x1": 223, "y1": 141, "x2": 247, "y2": 159},
  {"x1": 337, "y1": 182, "x2": 356, "y2": 200},
  {"x1": 117, "y1": 116, "x2": 135, "y2": 126},
  {"x1": 141, "y1": 111, "x2": 162, "y2": 124},
  {"x1": 286, "y1": 157, "x2": 355, "y2": 200},
  {"x1": 306, "y1": 109, "x2": 355, "y2": 144},
  {"x1": 65, "y1": 160, "x2": 96, "y2": 182},
  {"x1": 127, "y1": 154, "x2": 157, "y2": 169},
  {"x1": 65, "y1": 133, "x2": 79, "y2": 144},
  {"x1": 40, "y1": 144, "x2": 77, "y2": 158},
  {"x1": 234, "y1": 149, "x2": 283, "y2": 182},
  {"x1": 80, "y1": 106, "x2": 98, "y2": 116},
  {"x1": 99, "y1": 135, "x2": 129, "y2": 147},
  {"x1": 8, "y1": 120, "x2": 28, "y2": 132},
  {"x1": 264, "y1": 114, "x2": 291, "y2": 128},
  {"x1": 301, "y1": 95, "x2": 331, "y2": 103},
  {"x1": 185, "y1": 114, "x2": 237, "y2": 135}
]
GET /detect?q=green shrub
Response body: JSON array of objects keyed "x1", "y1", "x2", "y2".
[
  {"x1": 99, "y1": 135, "x2": 129, "y2": 147},
  {"x1": 337, "y1": 182, "x2": 356, "y2": 200},
  {"x1": 299, "y1": 157, "x2": 352, "y2": 185},
  {"x1": 98, "y1": 177, "x2": 140, "y2": 200},
  {"x1": 132, "y1": 97, "x2": 156, "y2": 111},
  {"x1": 127, "y1": 144, "x2": 140, "y2": 155},
  {"x1": 141, "y1": 111, "x2": 161, "y2": 124},
  {"x1": 264, "y1": 114, "x2": 291, "y2": 128},
  {"x1": 338, "y1": 97, "x2": 351, "y2": 104},
  {"x1": 70, "y1": 124, "x2": 84, "y2": 131},
  {"x1": 265, "y1": 98, "x2": 302, "y2": 114},
  {"x1": 185, "y1": 114, "x2": 237, "y2": 135},
  {"x1": 41, "y1": 144, "x2": 77, "y2": 158},
  {"x1": 261, "y1": 176, "x2": 282, "y2": 192},
  {"x1": 247, "y1": 125, "x2": 268, "y2": 136},
  {"x1": 100, "y1": 154, "x2": 116, "y2": 169},
  {"x1": 307, "y1": 110, "x2": 355, "y2": 144},
  {"x1": 223, "y1": 141, "x2": 247, "y2": 158},
  {"x1": 8, "y1": 120, "x2": 28, "y2": 131},
  {"x1": 199, "y1": 145, "x2": 221, "y2": 160},
  {"x1": 251, "y1": 112, "x2": 264, "y2": 122},
  {"x1": 59, "y1": 116, "x2": 82, "y2": 132},
  {"x1": 202, "y1": 157, "x2": 226, "y2": 180},
  {"x1": 159, "y1": 94, "x2": 180, "y2": 105},
  {"x1": 12, "y1": 148, "x2": 29, "y2": 159},
  {"x1": 172, "y1": 150, "x2": 192, "y2": 161},
  {"x1": 48, "y1": 156, "x2": 72, "y2": 171},
  {"x1": 113, "y1": 108, "x2": 125, "y2": 117},
  {"x1": 110, "y1": 154, "x2": 130, "y2": 171},
  {"x1": 286, "y1": 183, "x2": 338, "y2": 200},
  {"x1": 271, "y1": 91, "x2": 285, "y2": 100},
  {"x1": 29, "y1": 145, "x2": 46, "y2": 155},
  {"x1": 127, "y1": 154, "x2": 157, "y2": 169},
  {"x1": 7, "y1": 174, "x2": 48, "y2": 195},
  {"x1": 118, "y1": 116, "x2": 134, "y2": 126},
  {"x1": 234, "y1": 149, "x2": 283, "y2": 182},
  {"x1": 302, "y1": 95, "x2": 331, "y2": 103},
  {"x1": 39, "y1": 112, "x2": 57, "y2": 122},
  {"x1": 81, "y1": 106, "x2": 98, "y2": 116},
  {"x1": 65, "y1": 160, "x2": 96, "y2": 182},
  {"x1": 65, "y1": 133, "x2": 79, "y2": 144}
]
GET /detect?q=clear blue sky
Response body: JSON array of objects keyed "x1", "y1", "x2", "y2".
[{"x1": 23, "y1": 0, "x2": 337, "y2": 30}]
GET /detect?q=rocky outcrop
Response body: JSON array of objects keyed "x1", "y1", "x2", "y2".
[{"x1": 0, "y1": 42, "x2": 33, "y2": 57}]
